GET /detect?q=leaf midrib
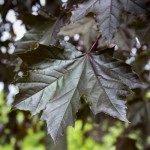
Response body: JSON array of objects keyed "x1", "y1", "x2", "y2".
[
  {"x1": 89, "y1": 55, "x2": 125, "y2": 118},
  {"x1": 46, "y1": 57, "x2": 86, "y2": 140}
]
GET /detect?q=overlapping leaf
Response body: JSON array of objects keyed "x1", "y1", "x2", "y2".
[
  {"x1": 130, "y1": 15, "x2": 150, "y2": 47},
  {"x1": 59, "y1": 17, "x2": 98, "y2": 50},
  {"x1": 113, "y1": 25, "x2": 135, "y2": 51},
  {"x1": 14, "y1": 41, "x2": 147, "y2": 142},
  {"x1": 71, "y1": 0, "x2": 146, "y2": 42},
  {"x1": 15, "y1": 13, "x2": 66, "y2": 54},
  {"x1": 127, "y1": 89, "x2": 150, "y2": 131}
]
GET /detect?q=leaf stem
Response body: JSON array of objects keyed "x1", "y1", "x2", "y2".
[{"x1": 88, "y1": 35, "x2": 101, "y2": 53}]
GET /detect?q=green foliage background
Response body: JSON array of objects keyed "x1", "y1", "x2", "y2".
[
  {"x1": 0, "y1": 90, "x2": 121, "y2": 150},
  {"x1": 1, "y1": 91, "x2": 150, "y2": 150}
]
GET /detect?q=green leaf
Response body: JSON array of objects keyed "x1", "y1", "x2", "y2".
[
  {"x1": 71, "y1": 0, "x2": 146, "y2": 42},
  {"x1": 14, "y1": 41, "x2": 147, "y2": 142}
]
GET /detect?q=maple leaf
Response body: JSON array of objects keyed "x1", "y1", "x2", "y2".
[
  {"x1": 113, "y1": 25, "x2": 135, "y2": 51},
  {"x1": 14, "y1": 41, "x2": 147, "y2": 142},
  {"x1": 15, "y1": 12, "x2": 66, "y2": 54},
  {"x1": 71, "y1": 0, "x2": 146, "y2": 42},
  {"x1": 129, "y1": 15, "x2": 150, "y2": 47},
  {"x1": 127, "y1": 89, "x2": 150, "y2": 128},
  {"x1": 59, "y1": 17, "x2": 98, "y2": 50}
]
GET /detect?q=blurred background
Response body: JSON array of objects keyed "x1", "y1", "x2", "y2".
[{"x1": 0, "y1": 0, "x2": 150, "y2": 150}]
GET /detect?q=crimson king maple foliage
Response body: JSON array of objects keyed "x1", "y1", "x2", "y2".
[{"x1": 13, "y1": 0, "x2": 150, "y2": 142}]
